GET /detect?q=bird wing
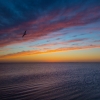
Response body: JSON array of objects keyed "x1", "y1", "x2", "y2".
[{"x1": 22, "y1": 31, "x2": 26, "y2": 37}]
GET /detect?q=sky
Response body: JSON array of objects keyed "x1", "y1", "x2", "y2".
[{"x1": 0, "y1": 0, "x2": 100, "y2": 62}]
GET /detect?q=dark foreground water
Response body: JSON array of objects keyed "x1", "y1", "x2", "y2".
[{"x1": 0, "y1": 63, "x2": 100, "y2": 100}]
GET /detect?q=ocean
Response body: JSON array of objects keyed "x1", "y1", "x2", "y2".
[{"x1": 0, "y1": 63, "x2": 100, "y2": 100}]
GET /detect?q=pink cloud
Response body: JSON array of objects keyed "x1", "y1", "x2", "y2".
[{"x1": 0, "y1": 6, "x2": 100, "y2": 47}]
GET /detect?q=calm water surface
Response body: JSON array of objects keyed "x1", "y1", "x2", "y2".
[{"x1": 0, "y1": 63, "x2": 100, "y2": 100}]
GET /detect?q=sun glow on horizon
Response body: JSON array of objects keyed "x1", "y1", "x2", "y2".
[{"x1": 0, "y1": 0, "x2": 100, "y2": 62}]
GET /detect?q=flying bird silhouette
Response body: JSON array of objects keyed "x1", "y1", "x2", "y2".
[{"x1": 22, "y1": 30, "x2": 27, "y2": 37}]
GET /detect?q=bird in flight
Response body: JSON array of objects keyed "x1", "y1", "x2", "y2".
[{"x1": 22, "y1": 30, "x2": 27, "y2": 37}]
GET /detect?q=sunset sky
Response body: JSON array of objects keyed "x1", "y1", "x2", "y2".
[{"x1": 0, "y1": 0, "x2": 100, "y2": 62}]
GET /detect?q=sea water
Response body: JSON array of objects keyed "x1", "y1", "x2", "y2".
[{"x1": 0, "y1": 63, "x2": 100, "y2": 100}]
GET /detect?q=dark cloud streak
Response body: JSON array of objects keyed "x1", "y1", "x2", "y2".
[{"x1": 0, "y1": 0, "x2": 100, "y2": 47}]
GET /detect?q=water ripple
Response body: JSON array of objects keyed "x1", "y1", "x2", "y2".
[{"x1": 0, "y1": 63, "x2": 100, "y2": 100}]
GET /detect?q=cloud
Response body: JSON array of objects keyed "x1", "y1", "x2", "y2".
[
  {"x1": 1, "y1": 44, "x2": 100, "y2": 59},
  {"x1": 94, "y1": 40, "x2": 100, "y2": 42},
  {"x1": 33, "y1": 38, "x2": 88, "y2": 48},
  {"x1": 0, "y1": 0, "x2": 100, "y2": 48},
  {"x1": 67, "y1": 38, "x2": 88, "y2": 43}
]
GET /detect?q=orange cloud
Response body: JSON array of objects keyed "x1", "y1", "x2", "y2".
[{"x1": 0, "y1": 44, "x2": 100, "y2": 59}]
